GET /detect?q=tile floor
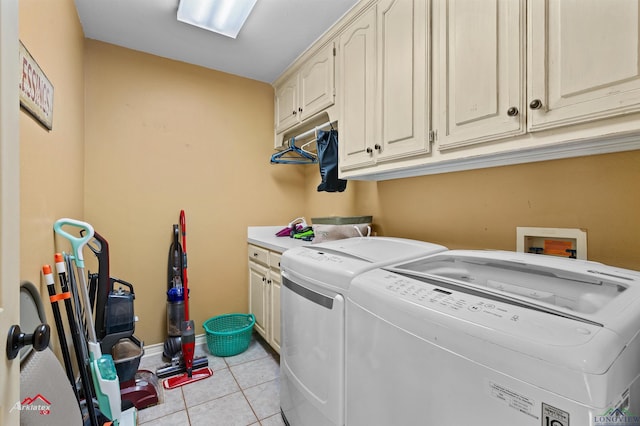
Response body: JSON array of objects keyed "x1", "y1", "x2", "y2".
[{"x1": 137, "y1": 334, "x2": 285, "y2": 426}]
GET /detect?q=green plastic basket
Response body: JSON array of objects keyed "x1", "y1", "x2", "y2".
[{"x1": 203, "y1": 313, "x2": 255, "y2": 357}]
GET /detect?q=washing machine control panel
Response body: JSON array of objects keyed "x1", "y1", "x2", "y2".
[
  {"x1": 363, "y1": 272, "x2": 602, "y2": 347},
  {"x1": 385, "y1": 278, "x2": 509, "y2": 316}
]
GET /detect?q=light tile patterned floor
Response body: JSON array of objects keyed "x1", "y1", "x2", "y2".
[{"x1": 137, "y1": 334, "x2": 285, "y2": 426}]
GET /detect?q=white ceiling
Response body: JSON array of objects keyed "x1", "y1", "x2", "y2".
[{"x1": 74, "y1": 0, "x2": 359, "y2": 83}]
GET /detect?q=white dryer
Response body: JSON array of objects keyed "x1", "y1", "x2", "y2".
[
  {"x1": 346, "y1": 250, "x2": 640, "y2": 426},
  {"x1": 279, "y1": 237, "x2": 447, "y2": 426}
]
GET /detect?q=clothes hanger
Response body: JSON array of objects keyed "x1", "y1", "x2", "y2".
[{"x1": 270, "y1": 137, "x2": 318, "y2": 164}]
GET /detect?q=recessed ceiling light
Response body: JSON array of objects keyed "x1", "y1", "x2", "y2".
[{"x1": 177, "y1": 0, "x2": 258, "y2": 39}]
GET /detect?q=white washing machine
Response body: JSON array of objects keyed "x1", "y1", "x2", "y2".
[
  {"x1": 346, "y1": 250, "x2": 640, "y2": 426},
  {"x1": 279, "y1": 237, "x2": 447, "y2": 426}
]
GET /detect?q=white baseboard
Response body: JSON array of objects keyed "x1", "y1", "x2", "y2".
[{"x1": 142, "y1": 334, "x2": 207, "y2": 359}]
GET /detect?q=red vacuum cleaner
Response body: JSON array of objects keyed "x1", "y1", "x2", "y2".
[{"x1": 161, "y1": 210, "x2": 213, "y2": 389}]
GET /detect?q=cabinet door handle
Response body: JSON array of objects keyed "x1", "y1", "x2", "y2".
[
  {"x1": 366, "y1": 147, "x2": 373, "y2": 154},
  {"x1": 529, "y1": 99, "x2": 542, "y2": 110},
  {"x1": 253, "y1": 252, "x2": 258, "y2": 257},
  {"x1": 262, "y1": 277, "x2": 266, "y2": 282},
  {"x1": 292, "y1": 110, "x2": 297, "y2": 116},
  {"x1": 374, "y1": 144, "x2": 381, "y2": 152},
  {"x1": 507, "y1": 107, "x2": 519, "y2": 117},
  {"x1": 267, "y1": 279, "x2": 272, "y2": 285},
  {"x1": 298, "y1": 107, "x2": 303, "y2": 113}
]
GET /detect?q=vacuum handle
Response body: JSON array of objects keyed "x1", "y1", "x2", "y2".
[
  {"x1": 111, "y1": 277, "x2": 134, "y2": 295},
  {"x1": 54, "y1": 218, "x2": 94, "y2": 268}
]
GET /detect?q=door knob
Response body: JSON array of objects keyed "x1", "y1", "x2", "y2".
[
  {"x1": 529, "y1": 99, "x2": 542, "y2": 110},
  {"x1": 6, "y1": 323, "x2": 50, "y2": 360}
]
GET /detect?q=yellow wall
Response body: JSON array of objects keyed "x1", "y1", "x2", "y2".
[
  {"x1": 83, "y1": 40, "x2": 306, "y2": 345},
  {"x1": 366, "y1": 150, "x2": 640, "y2": 270},
  {"x1": 19, "y1": 0, "x2": 85, "y2": 307}
]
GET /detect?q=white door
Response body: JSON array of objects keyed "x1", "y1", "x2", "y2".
[
  {"x1": 376, "y1": 0, "x2": 431, "y2": 161},
  {"x1": 0, "y1": 0, "x2": 21, "y2": 424},
  {"x1": 248, "y1": 262, "x2": 268, "y2": 339},
  {"x1": 338, "y1": 5, "x2": 377, "y2": 171},
  {"x1": 269, "y1": 271, "x2": 281, "y2": 354},
  {"x1": 299, "y1": 42, "x2": 335, "y2": 121},
  {"x1": 528, "y1": 0, "x2": 640, "y2": 131},
  {"x1": 274, "y1": 75, "x2": 299, "y2": 135},
  {"x1": 435, "y1": 0, "x2": 525, "y2": 150}
]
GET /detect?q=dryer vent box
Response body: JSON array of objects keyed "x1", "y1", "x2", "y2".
[{"x1": 516, "y1": 227, "x2": 587, "y2": 260}]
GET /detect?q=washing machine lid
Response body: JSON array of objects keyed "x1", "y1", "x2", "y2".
[
  {"x1": 281, "y1": 237, "x2": 447, "y2": 292},
  {"x1": 387, "y1": 250, "x2": 640, "y2": 339}
]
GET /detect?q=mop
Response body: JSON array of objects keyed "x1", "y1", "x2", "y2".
[{"x1": 163, "y1": 210, "x2": 213, "y2": 389}]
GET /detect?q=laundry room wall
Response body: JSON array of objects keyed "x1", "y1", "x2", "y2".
[
  {"x1": 83, "y1": 40, "x2": 306, "y2": 346},
  {"x1": 347, "y1": 150, "x2": 640, "y2": 271},
  {"x1": 19, "y1": 1, "x2": 85, "y2": 304}
]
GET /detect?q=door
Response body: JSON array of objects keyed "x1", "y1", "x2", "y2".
[
  {"x1": 280, "y1": 274, "x2": 345, "y2": 426},
  {"x1": 528, "y1": 0, "x2": 640, "y2": 131},
  {"x1": 248, "y1": 262, "x2": 268, "y2": 339},
  {"x1": 338, "y1": 5, "x2": 377, "y2": 171},
  {"x1": 0, "y1": 0, "x2": 21, "y2": 424},
  {"x1": 299, "y1": 42, "x2": 335, "y2": 121},
  {"x1": 376, "y1": 0, "x2": 431, "y2": 161},
  {"x1": 274, "y1": 75, "x2": 299, "y2": 135},
  {"x1": 269, "y1": 271, "x2": 281, "y2": 353},
  {"x1": 436, "y1": 0, "x2": 525, "y2": 150}
]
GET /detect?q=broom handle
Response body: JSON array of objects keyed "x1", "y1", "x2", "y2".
[{"x1": 180, "y1": 209, "x2": 189, "y2": 320}]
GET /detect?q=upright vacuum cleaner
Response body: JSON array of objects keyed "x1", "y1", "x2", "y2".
[
  {"x1": 86, "y1": 229, "x2": 159, "y2": 410},
  {"x1": 157, "y1": 210, "x2": 212, "y2": 388}
]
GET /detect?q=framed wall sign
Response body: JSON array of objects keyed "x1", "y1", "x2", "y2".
[{"x1": 19, "y1": 41, "x2": 54, "y2": 130}]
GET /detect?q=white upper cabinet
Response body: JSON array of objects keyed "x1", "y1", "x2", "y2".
[
  {"x1": 275, "y1": 0, "x2": 640, "y2": 180},
  {"x1": 376, "y1": 0, "x2": 430, "y2": 162},
  {"x1": 274, "y1": 42, "x2": 335, "y2": 136},
  {"x1": 274, "y1": 77, "x2": 298, "y2": 133},
  {"x1": 528, "y1": 0, "x2": 640, "y2": 131},
  {"x1": 337, "y1": 6, "x2": 377, "y2": 170},
  {"x1": 338, "y1": 0, "x2": 430, "y2": 173},
  {"x1": 299, "y1": 43, "x2": 335, "y2": 122},
  {"x1": 435, "y1": 0, "x2": 525, "y2": 150}
]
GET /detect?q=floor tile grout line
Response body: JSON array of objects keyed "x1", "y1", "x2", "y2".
[{"x1": 228, "y1": 364, "x2": 261, "y2": 425}]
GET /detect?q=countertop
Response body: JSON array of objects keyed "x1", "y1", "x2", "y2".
[{"x1": 247, "y1": 226, "x2": 309, "y2": 253}]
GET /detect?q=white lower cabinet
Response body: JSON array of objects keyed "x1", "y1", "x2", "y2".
[{"x1": 248, "y1": 244, "x2": 281, "y2": 354}]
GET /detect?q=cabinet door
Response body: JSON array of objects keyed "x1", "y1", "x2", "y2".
[
  {"x1": 376, "y1": 0, "x2": 431, "y2": 161},
  {"x1": 436, "y1": 0, "x2": 524, "y2": 150},
  {"x1": 528, "y1": 0, "x2": 640, "y2": 131},
  {"x1": 269, "y1": 271, "x2": 281, "y2": 354},
  {"x1": 274, "y1": 75, "x2": 299, "y2": 134},
  {"x1": 338, "y1": 6, "x2": 377, "y2": 171},
  {"x1": 299, "y1": 42, "x2": 335, "y2": 121},
  {"x1": 248, "y1": 262, "x2": 268, "y2": 339}
]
